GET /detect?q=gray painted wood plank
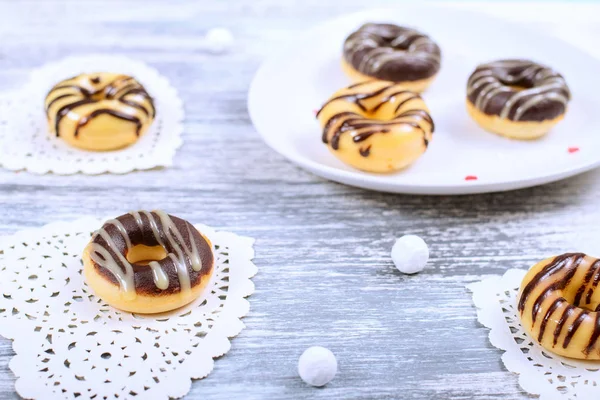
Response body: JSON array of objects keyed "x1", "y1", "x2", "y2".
[{"x1": 0, "y1": 0, "x2": 594, "y2": 398}]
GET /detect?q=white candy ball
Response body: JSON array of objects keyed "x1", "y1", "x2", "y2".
[
  {"x1": 298, "y1": 346, "x2": 338, "y2": 387},
  {"x1": 391, "y1": 234, "x2": 429, "y2": 274},
  {"x1": 205, "y1": 28, "x2": 234, "y2": 53}
]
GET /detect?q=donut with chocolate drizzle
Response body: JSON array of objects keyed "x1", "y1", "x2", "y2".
[
  {"x1": 82, "y1": 211, "x2": 214, "y2": 314},
  {"x1": 466, "y1": 59, "x2": 570, "y2": 139},
  {"x1": 517, "y1": 253, "x2": 600, "y2": 359},
  {"x1": 45, "y1": 73, "x2": 156, "y2": 151},
  {"x1": 342, "y1": 23, "x2": 441, "y2": 93},
  {"x1": 316, "y1": 80, "x2": 434, "y2": 173}
]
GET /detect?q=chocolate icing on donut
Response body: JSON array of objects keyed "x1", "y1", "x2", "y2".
[
  {"x1": 518, "y1": 253, "x2": 600, "y2": 354},
  {"x1": 343, "y1": 23, "x2": 441, "y2": 82},
  {"x1": 317, "y1": 81, "x2": 434, "y2": 155},
  {"x1": 467, "y1": 59, "x2": 570, "y2": 122},
  {"x1": 75, "y1": 109, "x2": 143, "y2": 137},
  {"x1": 46, "y1": 73, "x2": 156, "y2": 138},
  {"x1": 89, "y1": 211, "x2": 213, "y2": 298}
]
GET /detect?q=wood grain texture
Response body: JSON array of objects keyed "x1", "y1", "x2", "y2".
[{"x1": 0, "y1": 0, "x2": 598, "y2": 399}]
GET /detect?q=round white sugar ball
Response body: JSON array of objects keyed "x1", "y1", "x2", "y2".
[
  {"x1": 391, "y1": 234, "x2": 429, "y2": 274},
  {"x1": 298, "y1": 346, "x2": 337, "y2": 387},
  {"x1": 205, "y1": 28, "x2": 234, "y2": 53}
]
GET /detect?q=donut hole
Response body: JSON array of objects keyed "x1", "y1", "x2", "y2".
[
  {"x1": 387, "y1": 43, "x2": 406, "y2": 53},
  {"x1": 497, "y1": 74, "x2": 535, "y2": 91},
  {"x1": 126, "y1": 244, "x2": 168, "y2": 265},
  {"x1": 360, "y1": 96, "x2": 422, "y2": 121},
  {"x1": 507, "y1": 85, "x2": 529, "y2": 92},
  {"x1": 580, "y1": 304, "x2": 597, "y2": 312},
  {"x1": 90, "y1": 92, "x2": 105, "y2": 101},
  {"x1": 562, "y1": 288, "x2": 600, "y2": 313},
  {"x1": 577, "y1": 301, "x2": 600, "y2": 313}
]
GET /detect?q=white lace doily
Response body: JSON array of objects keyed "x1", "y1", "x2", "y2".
[
  {"x1": 0, "y1": 217, "x2": 257, "y2": 400},
  {"x1": 0, "y1": 54, "x2": 184, "y2": 174},
  {"x1": 469, "y1": 269, "x2": 600, "y2": 400}
]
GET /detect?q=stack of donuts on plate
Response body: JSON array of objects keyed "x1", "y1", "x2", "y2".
[{"x1": 317, "y1": 22, "x2": 571, "y2": 173}]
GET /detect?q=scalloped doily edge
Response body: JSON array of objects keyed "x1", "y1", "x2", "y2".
[
  {"x1": 468, "y1": 269, "x2": 563, "y2": 399},
  {"x1": 0, "y1": 216, "x2": 258, "y2": 399},
  {"x1": 0, "y1": 54, "x2": 185, "y2": 175},
  {"x1": 467, "y1": 270, "x2": 543, "y2": 396}
]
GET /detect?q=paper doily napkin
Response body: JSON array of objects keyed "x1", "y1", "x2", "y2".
[
  {"x1": 0, "y1": 217, "x2": 257, "y2": 400},
  {"x1": 0, "y1": 54, "x2": 184, "y2": 174},
  {"x1": 469, "y1": 269, "x2": 600, "y2": 400}
]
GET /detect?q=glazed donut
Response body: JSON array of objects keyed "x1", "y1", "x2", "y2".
[
  {"x1": 466, "y1": 59, "x2": 570, "y2": 139},
  {"x1": 316, "y1": 80, "x2": 434, "y2": 173},
  {"x1": 45, "y1": 73, "x2": 155, "y2": 151},
  {"x1": 342, "y1": 23, "x2": 441, "y2": 92},
  {"x1": 82, "y1": 210, "x2": 214, "y2": 314},
  {"x1": 518, "y1": 253, "x2": 600, "y2": 360}
]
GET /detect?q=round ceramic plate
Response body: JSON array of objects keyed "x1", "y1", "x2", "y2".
[{"x1": 248, "y1": 5, "x2": 600, "y2": 195}]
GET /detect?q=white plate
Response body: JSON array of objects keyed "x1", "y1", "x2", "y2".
[{"x1": 248, "y1": 5, "x2": 600, "y2": 195}]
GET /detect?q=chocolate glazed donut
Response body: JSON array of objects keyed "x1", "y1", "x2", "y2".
[
  {"x1": 83, "y1": 211, "x2": 214, "y2": 313},
  {"x1": 467, "y1": 59, "x2": 570, "y2": 122},
  {"x1": 342, "y1": 23, "x2": 441, "y2": 92},
  {"x1": 466, "y1": 59, "x2": 571, "y2": 139}
]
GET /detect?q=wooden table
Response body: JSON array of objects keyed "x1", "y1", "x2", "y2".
[{"x1": 1, "y1": 1, "x2": 599, "y2": 398}]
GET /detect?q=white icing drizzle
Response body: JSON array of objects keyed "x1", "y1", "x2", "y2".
[
  {"x1": 140, "y1": 210, "x2": 167, "y2": 248},
  {"x1": 148, "y1": 261, "x2": 170, "y2": 290},
  {"x1": 88, "y1": 211, "x2": 205, "y2": 298},
  {"x1": 477, "y1": 86, "x2": 512, "y2": 111},
  {"x1": 187, "y1": 224, "x2": 202, "y2": 271},
  {"x1": 153, "y1": 210, "x2": 203, "y2": 271},
  {"x1": 131, "y1": 210, "x2": 145, "y2": 229},
  {"x1": 104, "y1": 218, "x2": 132, "y2": 250},
  {"x1": 467, "y1": 60, "x2": 570, "y2": 121},
  {"x1": 389, "y1": 31, "x2": 420, "y2": 47},
  {"x1": 513, "y1": 91, "x2": 567, "y2": 121},
  {"x1": 466, "y1": 71, "x2": 494, "y2": 95},
  {"x1": 168, "y1": 253, "x2": 191, "y2": 293},
  {"x1": 89, "y1": 229, "x2": 136, "y2": 300}
]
